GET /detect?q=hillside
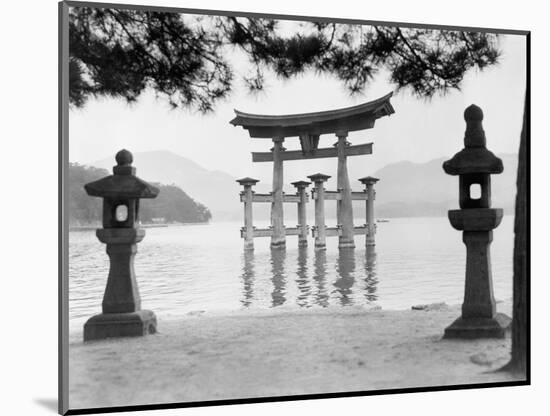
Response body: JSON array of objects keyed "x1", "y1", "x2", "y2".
[
  {"x1": 92, "y1": 150, "x2": 253, "y2": 221},
  {"x1": 91, "y1": 150, "x2": 518, "y2": 221},
  {"x1": 369, "y1": 153, "x2": 518, "y2": 217},
  {"x1": 68, "y1": 163, "x2": 211, "y2": 226}
]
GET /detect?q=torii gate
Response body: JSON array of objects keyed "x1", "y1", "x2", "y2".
[{"x1": 231, "y1": 92, "x2": 394, "y2": 249}]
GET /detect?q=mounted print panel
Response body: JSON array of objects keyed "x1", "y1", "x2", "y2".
[{"x1": 59, "y1": 1, "x2": 530, "y2": 414}]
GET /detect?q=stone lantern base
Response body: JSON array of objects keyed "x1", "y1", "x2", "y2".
[
  {"x1": 84, "y1": 310, "x2": 157, "y2": 341},
  {"x1": 443, "y1": 313, "x2": 511, "y2": 339}
]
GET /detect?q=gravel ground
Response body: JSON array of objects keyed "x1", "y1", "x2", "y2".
[{"x1": 68, "y1": 302, "x2": 523, "y2": 410}]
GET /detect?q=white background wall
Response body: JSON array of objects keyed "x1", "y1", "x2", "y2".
[{"x1": 0, "y1": 0, "x2": 545, "y2": 415}]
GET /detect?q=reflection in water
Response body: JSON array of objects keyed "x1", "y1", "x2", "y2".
[
  {"x1": 364, "y1": 246, "x2": 379, "y2": 302},
  {"x1": 70, "y1": 217, "x2": 513, "y2": 325},
  {"x1": 313, "y1": 250, "x2": 329, "y2": 307},
  {"x1": 270, "y1": 249, "x2": 287, "y2": 307},
  {"x1": 240, "y1": 250, "x2": 255, "y2": 307},
  {"x1": 239, "y1": 245, "x2": 379, "y2": 309},
  {"x1": 295, "y1": 247, "x2": 310, "y2": 307},
  {"x1": 333, "y1": 249, "x2": 356, "y2": 306}
]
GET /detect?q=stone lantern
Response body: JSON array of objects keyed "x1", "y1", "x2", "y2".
[
  {"x1": 442, "y1": 105, "x2": 511, "y2": 338},
  {"x1": 83, "y1": 149, "x2": 159, "y2": 341}
]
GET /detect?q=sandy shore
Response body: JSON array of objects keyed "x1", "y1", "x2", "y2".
[{"x1": 68, "y1": 302, "x2": 524, "y2": 410}]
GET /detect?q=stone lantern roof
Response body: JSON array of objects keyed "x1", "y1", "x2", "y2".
[
  {"x1": 443, "y1": 105, "x2": 503, "y2": 176},
  {"x1": 84, "y1": 149, "x2": 160, "y2": 199}
]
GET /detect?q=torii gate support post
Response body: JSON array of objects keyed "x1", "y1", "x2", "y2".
[
  {"x1": 359, "y1": 176, "x2": 379, "y2": 246},
  {"x1": 237, "y1": 177, "x2": 260, "y2": 250},
  {"x1": 271, "y1": 137, "x2": 286, "y2": 248},
  {"x1": 291, "y1": 180, "x2": 311, "y2": 247},
  {"x1": 335, "y1": 131, "x2": 355, "y2": 249},
  {"x1": 442, "y1": 105, "x2": 511, "y2": 339},
  {"x1": 308, "y1": 173, "x2": 331, "y2": 250}
]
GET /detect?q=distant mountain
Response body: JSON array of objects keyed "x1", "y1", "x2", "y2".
[
  {"x1": 91, "y1": 150, "x2": 518, "y2": 221},
  {"x1": 92, "y1": 150, "x2": 264, "y2": 221},
  {"x1": 365, "y1": 153, "x2": 518, "y2": 218}
]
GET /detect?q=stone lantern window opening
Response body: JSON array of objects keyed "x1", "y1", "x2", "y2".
[
  {"x1": 469, "y1": 183, "x2": 482, "y2": 200},
  {"x1": 459, "y1": 174, "x2": 490, "y2": 209},
  {"x1": 115, "y1": 204, "x2": 129, "y2": 222},
  {"x1": 102, "y1": 198, "x2": 138, "y2": 228}
]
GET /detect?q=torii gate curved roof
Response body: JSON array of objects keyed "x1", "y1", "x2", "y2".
[{"x1": 230, "y1": 92, "x2": 395, "y2": 139}]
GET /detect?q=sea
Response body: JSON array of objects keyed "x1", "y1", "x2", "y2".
[{"x1": 68, "y1": 216, "x2": 514, "y2": 329}]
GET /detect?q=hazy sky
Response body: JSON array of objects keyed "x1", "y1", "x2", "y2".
[{"x1": 69, "y1": 22, "x2": 526, "y2": 184}]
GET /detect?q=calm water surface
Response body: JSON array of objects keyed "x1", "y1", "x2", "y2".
[{"x1": 69, "y1": 217, "x2": 513, "y2": 328}]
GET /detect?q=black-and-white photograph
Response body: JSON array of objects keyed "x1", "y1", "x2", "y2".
[{"x1": 59, "y1": 1, "x2": 529, "y2": 413}]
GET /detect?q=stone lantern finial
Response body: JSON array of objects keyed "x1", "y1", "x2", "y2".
[
  {"x1": 115, "y1": 148, "x2": 133, "y2": 165},
  {"x1": 113, "y1": 149, "x2": 136, "y2": 176},
  {"x1": 464, "y1": 104, "x2": 486, "y2": 148}
]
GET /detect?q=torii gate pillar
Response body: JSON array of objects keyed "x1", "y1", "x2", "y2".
[
  {"x1": 237, "y1": 177, "x2": 260, "y2": 250},
  {"x1": 271, "y1": 137, "x2": 286, "y2": 248},
  {"x1": 336, "y1": 131, "x2": 355, "y2": 249},
  {"x1": 291, "y1": 180, "x2": 311, "y2": 247},
  {"x1": 359, "y1": 176, "x2": 379, "y2": 246}
]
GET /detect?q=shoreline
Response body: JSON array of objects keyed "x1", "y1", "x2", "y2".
[
  {"x1": 69, "y1": 301, "x2": 523, "y2": 410},
  {"x1": 69, "y1": 221, "x2": 211, "y2": 231},
  {"x1": 67, "y1": 214, "x2": 516, "y2": 231}
]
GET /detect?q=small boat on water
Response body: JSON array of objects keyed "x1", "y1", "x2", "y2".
[{"x1": 376, "y1": 219, "x2": 390, "y2": 223}]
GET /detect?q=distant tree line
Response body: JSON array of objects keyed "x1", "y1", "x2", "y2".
[{"x1": 68, "y1": 163, "x2": 211, "y2": 226}]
